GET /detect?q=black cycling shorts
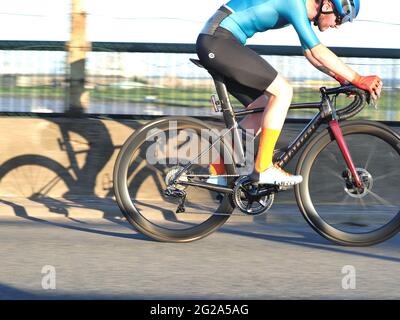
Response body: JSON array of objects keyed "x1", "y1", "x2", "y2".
[{"x1": 196, "y1": 27, "x2": 278, "y2": 107}]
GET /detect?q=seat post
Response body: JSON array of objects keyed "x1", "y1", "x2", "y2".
[
  {"x1": 212, "y1": 74, "x2": 246, "y2": 166},
  {"x1": 213, "y1": 74, "x2": 235, "y2": 127}
]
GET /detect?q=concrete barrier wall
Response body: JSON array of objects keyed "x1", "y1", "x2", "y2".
[
  {"x1": 0, "y1": 115, "x2": 399, "y2": 219},
  {"x1": 0, "y1": 115, "x2": 158, "y2": 199}
]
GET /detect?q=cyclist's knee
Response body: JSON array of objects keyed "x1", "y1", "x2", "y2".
[{"x1": 266, "y1": 74, "x2": 293, "y2": 100}]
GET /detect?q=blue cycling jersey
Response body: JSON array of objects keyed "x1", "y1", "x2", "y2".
[{"x1": 219, "y1": 0, "x2": 320, "y2": 49}]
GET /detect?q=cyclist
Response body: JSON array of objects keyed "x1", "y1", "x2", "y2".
[{"x1": 196, "y1": 0, "x2": 383, "y2": 186}]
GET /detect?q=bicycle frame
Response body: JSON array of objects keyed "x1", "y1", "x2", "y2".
[{"x1": 178, "y1": 73, "x2": 363, "y2": 192}]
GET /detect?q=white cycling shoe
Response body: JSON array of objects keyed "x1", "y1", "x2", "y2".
[{"x1": 256, "y1": 164, "x2": 303, "y2": 186}]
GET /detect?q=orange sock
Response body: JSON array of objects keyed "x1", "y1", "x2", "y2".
[
  {"x1": 255, "y1": 128, "x2": 281, "y2": 173},
  {"x1": 209, "y1": 156, "x2": 225, "y2": 175}
]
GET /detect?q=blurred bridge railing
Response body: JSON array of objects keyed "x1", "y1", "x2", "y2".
[{"x1": 0, "y1": 41, "x2": 399, "y2": 120}]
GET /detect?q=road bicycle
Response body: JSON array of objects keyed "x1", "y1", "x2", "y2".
[{"x1": 113, "y1": 58, "x2": 400, "y2": 246}]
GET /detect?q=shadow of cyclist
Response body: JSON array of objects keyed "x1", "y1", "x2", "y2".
[{"x1": 52, "y1": 117, "x2": 114, "y2": 200}]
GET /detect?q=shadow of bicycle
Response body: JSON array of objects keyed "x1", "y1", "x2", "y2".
[{"x1": 0, "y1": 116, "x2": 142, "y2": 219}]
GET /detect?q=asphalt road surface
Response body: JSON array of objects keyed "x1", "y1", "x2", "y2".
[{"x1": 1, "y1": 215, "x2": 400, "y2": 300}]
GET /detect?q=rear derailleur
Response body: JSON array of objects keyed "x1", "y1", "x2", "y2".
[
  {"x1": 164, "y1": 166, "x2": 189, "y2": 213},
  {"x1": 164, "y1": 187, "x2": 187, "y2": 213}
]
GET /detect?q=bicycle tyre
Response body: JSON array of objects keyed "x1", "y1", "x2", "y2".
[
  {"x1": 295, "y1": 120, "x2": 400, "y2": 246},
  {"x1": 113, "y1": 116, "x2": 236, "y2": 242}
]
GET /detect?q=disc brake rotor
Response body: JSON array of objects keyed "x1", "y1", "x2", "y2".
[{"x1": 343, "y1": 168, "x2": 373, "y2": 199}]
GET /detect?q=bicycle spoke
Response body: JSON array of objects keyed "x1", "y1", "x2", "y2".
[
  {"x1": 362, "y1": 139, "x2": 377, "y2": 170},
  {"x1": 323, "y1": 166, "x2": 344, "y2": 182},
  {"x1": 367, "y1": 190, "x2": 397, "y2": 208},
  {"x1": 358, "y1": 196, "x2": 367, "y2": 209},
  {"x1": 326, "y1": 149, "x2": 340, "y2": 164},
  {"x1": 374, "y1": 171, "x2": 400, "y2": 183},
  {"x1": 132, "y1": 153, "x2": 166, "y2": 176},
  {"x1": 311, "y1": 180, "x2": 341, "y2": 194}
]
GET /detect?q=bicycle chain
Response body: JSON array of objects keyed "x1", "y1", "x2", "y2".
[
  {"x1": 171, "y1": 174, "x2": 272, "y2": 216},
  {"x1": 186, "y1": 174, "x2": 240, "y2": 178}
]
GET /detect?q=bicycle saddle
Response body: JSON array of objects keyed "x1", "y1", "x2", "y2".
[{"x1": 190, "y1": 58, "x2": 205, "y2": 69}]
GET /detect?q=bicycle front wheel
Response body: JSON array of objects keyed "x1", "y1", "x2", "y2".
[
  {"x1": 295, "y1": 120, "x2": 400, "y2": 246},
  {"x1": 113, "y1": 116, "x2": 236, "y2": 242}
]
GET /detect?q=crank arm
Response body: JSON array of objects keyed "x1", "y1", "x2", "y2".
[{"x1": 254, "y1": 185, "x2": 281, "y2": 197}]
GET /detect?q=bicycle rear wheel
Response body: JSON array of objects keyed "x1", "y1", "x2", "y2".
[
  {"x1": 295, "y1": 120, "x2": 400, "y2": 246},
  {"x1": 113, "y1": 116, "x2": 236, "y2": 242}
]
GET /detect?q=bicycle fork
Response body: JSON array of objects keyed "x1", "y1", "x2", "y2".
[{"x1": 329, "y1": 119, "x2": 363, "y2": 188}]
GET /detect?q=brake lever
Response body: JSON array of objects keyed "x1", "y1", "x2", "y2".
[
  {"x1": 365, "y1": 91, "x2": 378, "y2": 109},
  {"x1": 369, "y1": 97, "x2": 378, "y2": 110}
]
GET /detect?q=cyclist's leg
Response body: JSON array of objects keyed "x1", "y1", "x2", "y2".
[
  {"x1": 237, "y1": 94, "x2": 268, "y2": 134},
  {"x1": 199, "y1": 36, "x2": 302, "y2": 185},
  {"x1": 228, "y1": 74, "x2": 294, "y2": 182},
  {"x1": 197, "y1": 27, "x2": 275, "y2": 179},
  {"x1": 223, "y1": 77, "x2": 267, "y2": 134},
  {"x1": 204, "y1": 78, "x2": 256, "y2": 182},
  {"x1": 197, "y1": 27, "x2": 301, "y2": 185},
  {"x1": 254, "y1": 75, "x2": 303, "y2": 185},
  {"x1": 255, "y1": 75, "x2": 292, "y2": 173},
  {"x1": 207, "y1": 80, "x2": 264, "y2": 181}
]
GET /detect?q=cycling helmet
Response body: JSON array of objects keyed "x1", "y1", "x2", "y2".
[{"x1": 330, "y1": 0, "x2": 360, "y2": 23}]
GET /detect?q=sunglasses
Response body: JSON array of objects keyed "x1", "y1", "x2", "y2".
[
  {"x1": 334, "y1": 12, "x2": 344, "y2": 25},
  {"x1": 337, "y1": 12, "x2": 354, "y2": 25},
  {"x1": 333, "y1": 3, "x2": 355, "y2": 25},
  {"x1": 322, "y1": 4, "x2": 353, "y2": 26}
]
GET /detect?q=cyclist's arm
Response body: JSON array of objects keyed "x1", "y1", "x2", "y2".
[
  {"x1": 308, "y1": 44, "x2": 359, "y2": 82},
  {"x1": 303, "y1": 47, "x2": 336, "y2": 78},
  {"x1": 283, "y1": 0, "x2": 359, "y2": 83},
  {"x1": 284, "y1": 1, "x2": 381, "y2": 97}
]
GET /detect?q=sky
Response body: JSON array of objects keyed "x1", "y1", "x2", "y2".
[
  {"x1": 0, "y1": 0, "x2": 399, "y2": 48},
  {"x1": 0, "y1": 0, "x2": 398, "y2": 81}
]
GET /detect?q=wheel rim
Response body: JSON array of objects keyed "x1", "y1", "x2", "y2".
[{"x1": 115, "y1": 118, "x2": 235, "y2": 241}]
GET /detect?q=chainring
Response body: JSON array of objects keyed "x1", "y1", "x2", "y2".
[{"x1": 232, "y1": 176, "x2": 274, "y2": 216}]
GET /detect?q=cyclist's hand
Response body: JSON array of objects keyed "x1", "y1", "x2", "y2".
[{"x1": 352, "y1": 75, "x2": 383, "y2": 100}]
